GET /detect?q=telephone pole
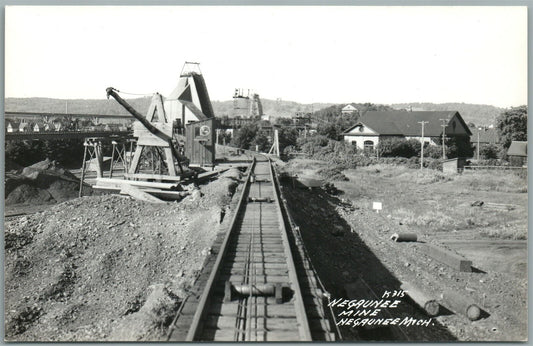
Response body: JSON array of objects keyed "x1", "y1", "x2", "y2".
[
  {"x1": 418, "y1": 121, "x2": 429, "y2": 169},
  {"x1": 440, "y1": 119, "x2": 447, "y2": 159},
  {"x1": 477, "y1": 130, "x2": 480, "y2": 161}
]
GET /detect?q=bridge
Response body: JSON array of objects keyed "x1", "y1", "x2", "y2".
[
  {"x1": 5, "y1": 111, "x2": 133, "y2": 120},
  {"x1": 5, "y1": 130, "x2": 133, "y2": 141}
]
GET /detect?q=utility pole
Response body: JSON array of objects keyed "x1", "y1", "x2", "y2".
[
  {"x1": 477, "y1": 130, "x2": 480, "y2": 161},
  {"x1": 440, "y1": 119, "x2": 447, "y2": 160},
  {"x1": 418, "y1": 121, "x2": 429, "y2": 169}
]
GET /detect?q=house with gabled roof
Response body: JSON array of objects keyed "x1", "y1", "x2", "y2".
[
  {"x1": 342, "y1": 111, "x2": 472, "y2": 151},
  {"x1": 52, "y1": 119, "x2": 64, "y2": 131},
  {"x1": 19, "y1": 122, "x2": 31, "y2": 132},
  {"x1": 33, "y1": 121, "x2": 51, "y2": 132},
  {"x1": 507, "y1": 141, "x2": 527, "y2": 167},
  {"x1": 6, "y1": 121, "x2": 20, "y2": 133},
  {"x1": 470, "y1": 126, "x2": 499, "y2": 145},
  {"x1": 341, "y1": 104, "x2": 358, "y2": 115}
]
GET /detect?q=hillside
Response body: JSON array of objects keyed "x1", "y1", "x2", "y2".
[
  {"x1": 5, "y1": 97, "x2": 332, "y2": 119},
  {"x1": 391, "y1": 102, "x2": 506, "y2": 127},
  {"x1": 5, "y1": 97, "x2": 153, "y2": 116},
  {"x1": 211, "y1": 99, "x2": 334, "y2": 118},
  {"x1": 5, "y1": 98, "x2": 507, "y2": 126}
]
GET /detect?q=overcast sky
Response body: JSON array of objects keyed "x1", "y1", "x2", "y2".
[{"x1": 5, "y1": 6, "x2": 527, "y2": 108}]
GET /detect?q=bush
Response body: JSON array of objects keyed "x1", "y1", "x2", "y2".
[
  {"x1": 377, "y1": 138, "x2": 420, "y2": 158},
  {"x1": 423, "y1": 145, "x2": 445, "y2": 159},
  {"x1": 294, "y1": 136, "x2": 447, "y2": 171},
  {"x1": 251, "y1": 132, "x2": 270, "y2": 152},
  {"x1": 447, "y1": 136, "x2": 475, "y2": 158},
  {"x1": 317, "y1": 166, "x2": 349, "y2": 181},
  {"x1": 231, "y1": 123, "x2": 258, "y2": 149},
  {"x1": 479, "y1": 143, "x2": 499, "y2": 159}
]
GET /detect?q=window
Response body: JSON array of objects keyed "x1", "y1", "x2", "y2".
[{"x1": 364, "y1": 140, "x2": 374, "y2": 151}]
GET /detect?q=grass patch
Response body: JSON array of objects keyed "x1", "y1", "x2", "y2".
[
  {"x1": 454, "y1": 170, "x2": 527, "y2": 193},
  {"x1": 393, "y1": 208, "x2": 459, "y2": 230},
  {"x1": 480, "y1": 227, "x2": 527, "y2": 240},
  {"x1": 397, "y1": 170, "x2": 454, "y2": 185}
]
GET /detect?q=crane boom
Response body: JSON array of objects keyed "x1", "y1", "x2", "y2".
[{"x1": 106, "y1": 87, "x2": 184, "y2": 174}]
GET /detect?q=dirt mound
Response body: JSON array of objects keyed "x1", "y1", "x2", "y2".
[
  {"x1": 5, "y1": 159, "x2": 93, "y2": 206},
  {"x1": 5, "y1": 184, "x2": 56, "y2": 205},
  {"x1": 5, "y1": 171, "x2": 242, "y2": 341}
]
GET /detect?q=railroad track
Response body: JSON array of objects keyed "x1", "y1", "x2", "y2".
[
  {"x1": 4, "y1": 212, "x2": 28, "y2": 221},
  {"x1": 167, "y1": 156, "x2": 336, "y2": 341}
]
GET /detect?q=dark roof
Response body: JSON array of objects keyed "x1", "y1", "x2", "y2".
[
  {"x1": 507, "y1": 141, "x2": 527, "y2": 156},
  {"x1": 470, "y1": 127, "x2": 499, "y2": 144},
  {"x1": 348, "y1": 111, "x2": 472, "y2": 137}
]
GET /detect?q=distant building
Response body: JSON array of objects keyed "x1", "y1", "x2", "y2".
[
  {"x1": 341, "y1": 104, "x2": 358, "y2": 115},
  {"x1": 342, "y1": 111, "x2": 472, "y2": 151},
  {"x1": 19, "y1": 122, "x2": 30, "y2": 132},
  {"x1": 33, "y1": 121, "x2": 50, "y2": 132},
  {"x1": 507, "y1": 141, "x2": 527, "y2": 167},
  {"x1": 470, "y1": 126, "x2": 499, "y2": 145},
  {"x1": 6, "y1": 121, "x2": 20, "y2": 133},
  {"x1": 52, "y1": 120, "x2": 64, "y2": 131}
]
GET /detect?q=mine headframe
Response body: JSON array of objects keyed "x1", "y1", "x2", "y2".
[{"x1": 106, "y1": 62, "x2": 217, "y2": 172}]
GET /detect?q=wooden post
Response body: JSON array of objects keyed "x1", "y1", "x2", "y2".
[
  {"x1": 440, "y1": 118, "x2": 447, "y2": 159},
  {"x1": 109, "y1": 141, "x2": 116, "y2": 178},
  {"x1": 419, "y1": 243, "x2": 472, "y2": 272},
  {"x1": 129, "y1": 145, "x2": 144, "y2": 174},
  {"x1": 78, "y1": 144, "x2": 88, "y2": 198},
  {"x1": 390, "y1": 233, "x2": 418, "y2": 242},
  {"x1": 223, "y1": 136, "x2": 226, "y2": 156},
  {"x1": 275, "y1": 129, "x2": 280, "y2": 156},
  {"x1": 164, "y1": 147, "x2": 177, "y2": 176},
  {"x1": 477, "y1": 131, "x2": 480, "y2": 161},
  {"x1": 94, "y1": 140, "x2": 103, "y2": 179},
  {"x1": 401, "y1": 282, "x2": 440, "y2": 316},
  {"x1": 441, "y1": 289, "x2": 482, "y2": 321},
  {"x1": 418, "y1": 121, "x2": 428, "y2": 169}
]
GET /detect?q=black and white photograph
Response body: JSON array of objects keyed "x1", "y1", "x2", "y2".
[{"x1": 3, "y1": 5, "x2": 528, "y2": 342}]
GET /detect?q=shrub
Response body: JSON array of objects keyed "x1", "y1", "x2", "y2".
[
  {"x1": 377, "y1": 137, "x2": 420, "y2": 158},
  {"x1": 479, "y1": 144, "x2": 499, "y2": 160},
  {"x1": 317, "y1": 166, "x2": 349, "y2": 181},
  {"x1": 231, "y1": 123, "x2": 258, "y2": 149},
  {"x1": 424, "y1": 145, "x2": 445, "y2": 159}
]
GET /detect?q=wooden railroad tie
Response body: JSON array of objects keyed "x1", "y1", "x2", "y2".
[
  {"x1": 441, "y1": 289, "x2": 483, "y2": 321},
  {"x1": 400, "y1": 282, "x2": 440, "y2": 316},
  {"x1": 419, "y1": 243, "x2": 472, "y2": 272}
]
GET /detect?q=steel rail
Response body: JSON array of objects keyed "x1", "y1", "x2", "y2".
[
  {"x1": 169, "y1": 155, "x2": 327, "y2": 341},
  {"x1": 267, "y1": 158, "x2": 312, "y2": 341},
  {"x1": 184, "y1": 158, "x2": 257, "y2": 341}
]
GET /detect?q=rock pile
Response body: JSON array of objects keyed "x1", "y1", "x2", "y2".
[
  {"x1": 4, "y1": 167, "x2": 243, "y2": 341},
  {"x1": 5, "y1": 159, "x2": 95, "y2": 205}
]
